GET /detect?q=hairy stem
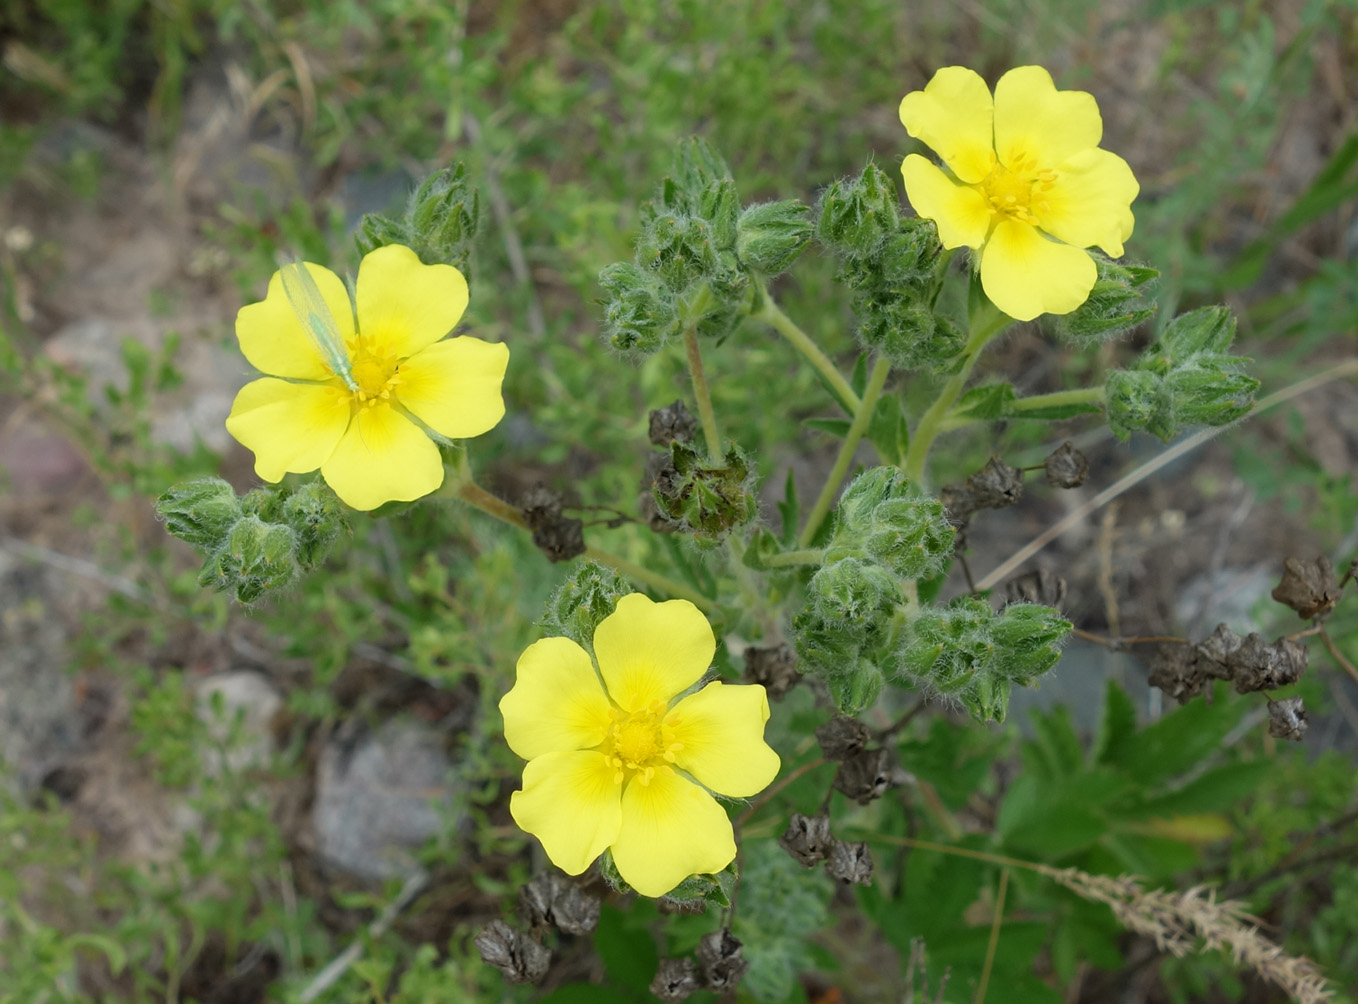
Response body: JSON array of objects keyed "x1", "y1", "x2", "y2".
[
  {"x1": 683, "y1": 326, "x2": 722, "y2": 461},
  {"x1": 761, "y1": 547, "x2": 826, "y2": 569},
  {"x1": 798, "y1": 355, "x2": 891, "y2": 547},
  {"x1": 452, "y1": 480, "x2": 714, "y2": 611},
  {"x1": 754, "y1": 294, "x2": 861, "y2": 413},
  {"x1": 903, "y1": 313, "x2": 1011, "y2": 484}
]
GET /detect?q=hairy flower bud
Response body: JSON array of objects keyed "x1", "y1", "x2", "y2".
[
  {"x1": 356, "y1": 164, "x2": 479, "y2": 273},
  {"x1": 157, "y1": 477, "x2": 242, "y2": 550},
  {"x1": 816, "y1": 164, "x2": 902, "y2": 256},
  {"x1": 1052, "y1": 257, "x2": 1158, "y2": 347},
  {"x1": 539, "y1": 562, "x2": 631, "y2": 655},
  {"x1": 280, "y1": 481, "x2": 348, "y2": 568},
  {"x1": 204, "y1": 515, "x2": 299, "y2": 603},
  {"x1": 736, "y1": 200, "x2": 812, "y2": 276},
  {"x1": 599, "y1": 261, "x2": 680, "y2": 357}
]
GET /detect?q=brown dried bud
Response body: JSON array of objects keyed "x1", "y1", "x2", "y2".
[
  {"x1": 825, "y1": 839, "x2": 874, "y2": 885},
  {"x1": 939, "y1": 483, "x2": 977, "y2": 525},
  {"x1": 1229, "y1": 634, "x2": 1307, "y2": 694},
  {"x1": 474, "y1": 920, "x2": 551, "y2": 984},
  {"x1": 520, "y1": 485, "x2": 586, "y2": 562},
  {"x1": 1148, "y1": 643, "x2": 1209, "y2": 704},
  {"x1": 815, "y1": 716, "x2": 870, "y2": 761},
  {"x1": 744, "y1": 643, "x2": 801, "y2": 700},
  {"x1": 518, "y1": 872, "x2": 600, "y2": 935},
  {"x1": 966, "y1": 458, "x2": 1024, "y2": 509},
  {"x1": 1043, "y1": 442, "x2": 1089, "y2": 489},
  {"x1": 640, "y1": 452, "x2": 680, "y2": 533},
  {"x1": 648, "y1": 400, "x2": 698, "y2": 446},
  {"x1": 1001, "y1": 569, "x2": 1067, "y2": 608},
  {"x1": 833, "y1": 747, "x2": 893, "y2": 805},
  {"x1": 696, "y1": 929, "x2": 749, "y2": 992},
  {"x1": 1195, "y1": 623, "x2": 1244, "y2": 674},
  {"x1": 1267, "y1": 696, "x2": 1308, "y2": 741},
  {"x1": 1271, "y1": 556, "x2": 1339, "y2": 621},
  {"x1": 650, "y1": 957, "x2": 700, "y2": 1003},
  {"x1": 778, "y1": 813, "x2": 833, "y2": 867}
]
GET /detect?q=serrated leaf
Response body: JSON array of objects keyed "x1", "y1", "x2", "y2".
[
  {"x1": 1093, "y1": 680, "x2": 1138, "y2": 767},
  {"x1": 953, "y1": 382, "x2": 1017, "y2": 421}
]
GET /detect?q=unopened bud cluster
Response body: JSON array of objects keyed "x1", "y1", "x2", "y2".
[
  {"x1": 1106, "y1": 306, "x2": 1259, "y2": 441},
  {"x1": 355, "y1": 163, "x2": 479, "y2": 273},
  {"x1": 792, "y1": 467, "x2": 957, "y2": 714},
  {"x1": 815, "y1": 164, "x2": 959, "y2": 371},
  {"x1": 601, "y1": 138, "x2": 811, "y2": 357},
  {"x1": 1053, "y1": 256, "x2": 1158, "y2": 346},
  {"x1": 157, "y1": 478, "x2": 347, "y2": 603}
]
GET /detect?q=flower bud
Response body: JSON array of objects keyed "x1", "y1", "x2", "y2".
[
  {"x1": 157, "y1": 477, "x2": 242, "y2": 550},
  {"x1": 206, "y1": 515, "x2": 300, "y2": 603},
  {"x1": 825, "y1": 839, "x2": 874, "y2": 885},
  {"x1": 825, "y1": 467, "x2": 955, "y2": 580},
  {"x1": 990, "y1": 603, "x2": 1071, "y2": 685},
  {"x1": 1052, "y1": 257, "x2": 1158, "y2": 347},
  {"x1": 736, "y1": 200, "x2": 812, "y2": 276},
  {"x1": 599, "y1": 261, "x2": 680, "y2": 357},
  {"x1": 280, "y1": 481, "x2": 347, "y2": 569},
  {"x1": 356, "y1": 164, "x2": 479, "y2": 273},
  {"x1": 816, "y1": 164, "x2": 901, "y2": 256}
]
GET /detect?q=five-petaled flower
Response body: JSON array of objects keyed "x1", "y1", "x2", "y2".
[
  {"x1": 226, "y1": 244, "x2": 509, "y2": 511},
  {"x1": 900, "y1": 65, "x2": 1139, "y2": 322},
  {"x1": 500, "y1": 593, "x2": 780, "y2": 897}
]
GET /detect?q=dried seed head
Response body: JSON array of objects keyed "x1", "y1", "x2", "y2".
[
  {"x1": 520, "y1": 485, "x2": 586, "y2": 562},
  {"x1": 1149, "y1": 643, "x2": 1210, "y2": 704},
  {"x1": 778, "y1": 813, "x2": 834, "y2": 867},
  {"x1": 648, "y1": 400, "x2": 699, "y2": 446},
  {"x1": 833, "y1": 747, "x2": 894, "y2": 804},
  {"x1": 1271, "y1": 556, "x2": 1339, "y2": 621},
  {"x1": 650, "y1": 957, "x2": 700, "y2": 1003},
  {"x1": 1229, "y1": 634, "x2": 1307, "y2": 694},
  {"x1": 1195, "y1": 623, "x2": 1244, "y2": 675},
  {"x1": 695, "y1": 929, "x2": 749, "y2": 991},
  {"x1": 518, "y1": 872, "x2": 600, "y2": 935},
  {"x1": 640, "y1": 452, "x2": 681, "y2": 533},
  {"x1": 825, "y1": 839, "x2": 874, "y2": 885},
  {"x1": 474, "y1": 920, "x2": 551, "y2": 984},
  {"x1": 815, "y1": 715, "x2": 870, "y2": 761},
  {"x1": 744, "y1": 643, "x2": 801, "y2": 700},
  {"x1": 1267, "y1": 697, "x2": 1308, "y2": 741},
  {"x1": 939, "y1": 483, "x2": 976, "y2": 526},
  {"x1": 1043, "y1": 442, "x2": 1090, "y2": 488},
  {"x1": 1002, "y1": 569, "x2": 1067, "y2": 608},
  {"x1": 966, "y1": 458, "x2": 1025, "y2": 509}
]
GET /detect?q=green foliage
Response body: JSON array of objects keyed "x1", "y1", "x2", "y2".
[{"x1": 733, "y1": 842, "x2": 832, "y2": 1003}]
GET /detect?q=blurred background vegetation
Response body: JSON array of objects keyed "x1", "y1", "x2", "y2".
[{"x1": 0, "y1": 1, "x2": 1356, "y2": 1002}]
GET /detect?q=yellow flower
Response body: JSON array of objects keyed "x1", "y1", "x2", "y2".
[
  {"x1": 499, "y1": 593, "x2": 780, "y2": 897},
  {"x1": 225, "y1": 244, "x2": 509, "y2": 511},
  {"x1": 900, "y1": 65, "x2": 1139, "y2": 322}
]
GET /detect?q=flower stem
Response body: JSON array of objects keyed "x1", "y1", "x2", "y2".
[
  {"x1": 761, "y1": 547, "x2": 826, "y2": 569},
  {"x1": 452, "y1": 479, "x2": 714, "y2": 612},
  {"x1": 754, "y1": 294, "x2": 861, "y2": 414},
  {"x1": 798, "y1": 355, "x2": 891, "y2": 547},
  {"x1": 1008, "y1": 385, "x2": 1105, "y2": 414},
  {"x1": 682, "y1": 327, "x2": 722, "y2": 461},
  {"x1": 903, "y1": 313, "x2": 1011, "y2": 485}
]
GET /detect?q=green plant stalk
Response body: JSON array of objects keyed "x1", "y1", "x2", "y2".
[
  {"x1": 938, "y1": 384, "x2": 1107, "y2": 432},
  {"x1": 754, "y1": 294, "x2": 861, "y2": 413},
  {"x1": 761, "y1": 547, "x2": 826, "y2": 568},
  {"x1": 903, "y1": 313, "x2": 1012, "y2": 483},
  {"x1": 682, "y1": 326, "x2": 723, "y2": 461},
  {"x1": 797, "y1": 355, "x2": 891, "y2": 547},
  {"x1": 452, "y1": 480, "x2": 714, "y2": 612}
]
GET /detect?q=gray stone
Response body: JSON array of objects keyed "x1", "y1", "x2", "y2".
[{"x1": 313, "y1": 719, "x2": 458, "y2": 881}]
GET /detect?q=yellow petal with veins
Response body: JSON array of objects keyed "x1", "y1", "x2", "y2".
[
  {"x1": 594, "y1": 594, "x2": 715, "y2": 713},
  {"x1": 225, "y1": 377, "x2": 351, "y2": 481},
  {"x1": 980, "y1": 219, "x2": 1097, "y2": 322},
  {"x1": 355, "y1": 244, "x2": 469, "y2": 360},
  {"x1": 500, "y1": 637, "x2": 612, "y2": 761},
  {"x1": 511, "y1": 751, "x2": 623, "y2": 876},
  {"x1": 610, "y1": 766, "x2": 735, "y2": 897},
  {"x1": 395, "y1": 336, "x2": 508, "y2": 439},
  {"x1": 901, "y1": 155, "x2": 993, "y2": 249},
  {"x1": 235, "y1": 263, "x2": 354, "y2": 381},
  {"x1": 319, "y1": 401, "x2": 444, "y2": 510},
  {"x1": 899, "y1": 66, "x2": 996, "y2": 184},
  {"x1": 993, "y1": 66, "x2": 1101, "y2": 174},
  {"x1": 666, "y1": 683, "x2": 780, "y2": 798},
  {"x1": 1035, "y1": 148, "x2": 1139, "y2": 257}
]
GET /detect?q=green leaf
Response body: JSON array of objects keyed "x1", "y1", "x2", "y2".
[
  {"x1": 537, "y1": 985, "x2": 639, "y2": 1004},
  {"x1": 1112, "y1": 682, "x2": 1249, "y2": 786},
  {"x1": 594, "y1": 904, "x2": 658, "y2": 994},
  {"x1": 1093, "y1": 680, "x2": 1138, "y2": 767},
  {"x1": 952, "y1": 382, "x2": 1016, "y2": 421},
  {"x1": 803, "y1": 416, "x2": 852, "y2": 438},
  {"x1": 1127, "y1": 760, "x2": 1273, "y2": 819},
  {"x1": 850, "y1": 351, "x2": 869, "y2": 396},
  {"x1": 777, "y1": 467, "x2": 799, "y2": 544}
]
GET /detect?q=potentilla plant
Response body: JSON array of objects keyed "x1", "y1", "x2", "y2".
[{"x1": 157, "y1": 69, "x2": 1347, "y2": 1001}]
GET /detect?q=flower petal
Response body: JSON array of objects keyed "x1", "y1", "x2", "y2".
[
  {"x1": 993, "y1": 66, "x2": 1102, "y2": 174},
  {"x1": 225, "y1": 377, "x2": 351, "y2": 482},
  {"x1": 901, "y1": 155, "x2": 993, "y2": 249},
  {"x1": 355, "y1": 244, "x2": 470, "y2": 360},
  {"x1": 594, "y1": 594, "x2": 715, "y2": 713},
  {"x1": 501, "y1": 637, "x2": 612, "y2": 761},
  {"x1": 666, "y1": 682, "x2": 780, "y2": 798},
  {"x1": 898, "y1": 66, "x2": 996, "y2": 184},
  {"x1": 319, "y1": 402, "x2": 444, "y2": 510},
  {"x1": 981, "y1": 219, "x2": 1098, "y2": 322},
  {"x1": 511, "y1": 751, "x2": 623, "y2": 876},
  {"x1": 394, "y1": 336, "x2": 509, "y2": 439},
  {"x1": 610, "y1": 766, "x2": 736, "y2": 897},
  {"x1": 1034, "y1": 148, "x2": 1139, "y2": 257},
  {"x1": 235, "y1": 263, "x2": 354, "y2": 381}
]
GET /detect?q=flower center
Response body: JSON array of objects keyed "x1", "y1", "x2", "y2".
[
  {"x1": 603, "y1": 702, "x2": 684, "y2": 786},
  {"x1": 347, "y1": 340, "x2": 402, "y2": 405},
  {"x1": 978, "y1": 161, "x2": 1058, "y2": 225}
]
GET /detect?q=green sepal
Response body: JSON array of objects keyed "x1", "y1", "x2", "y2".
[
  {"x1": 737, "y1": 200, "x2": 812, "y2": 277},
  {"x1": 539, "y1": 561, "x2": 633, "y2": 656}
]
